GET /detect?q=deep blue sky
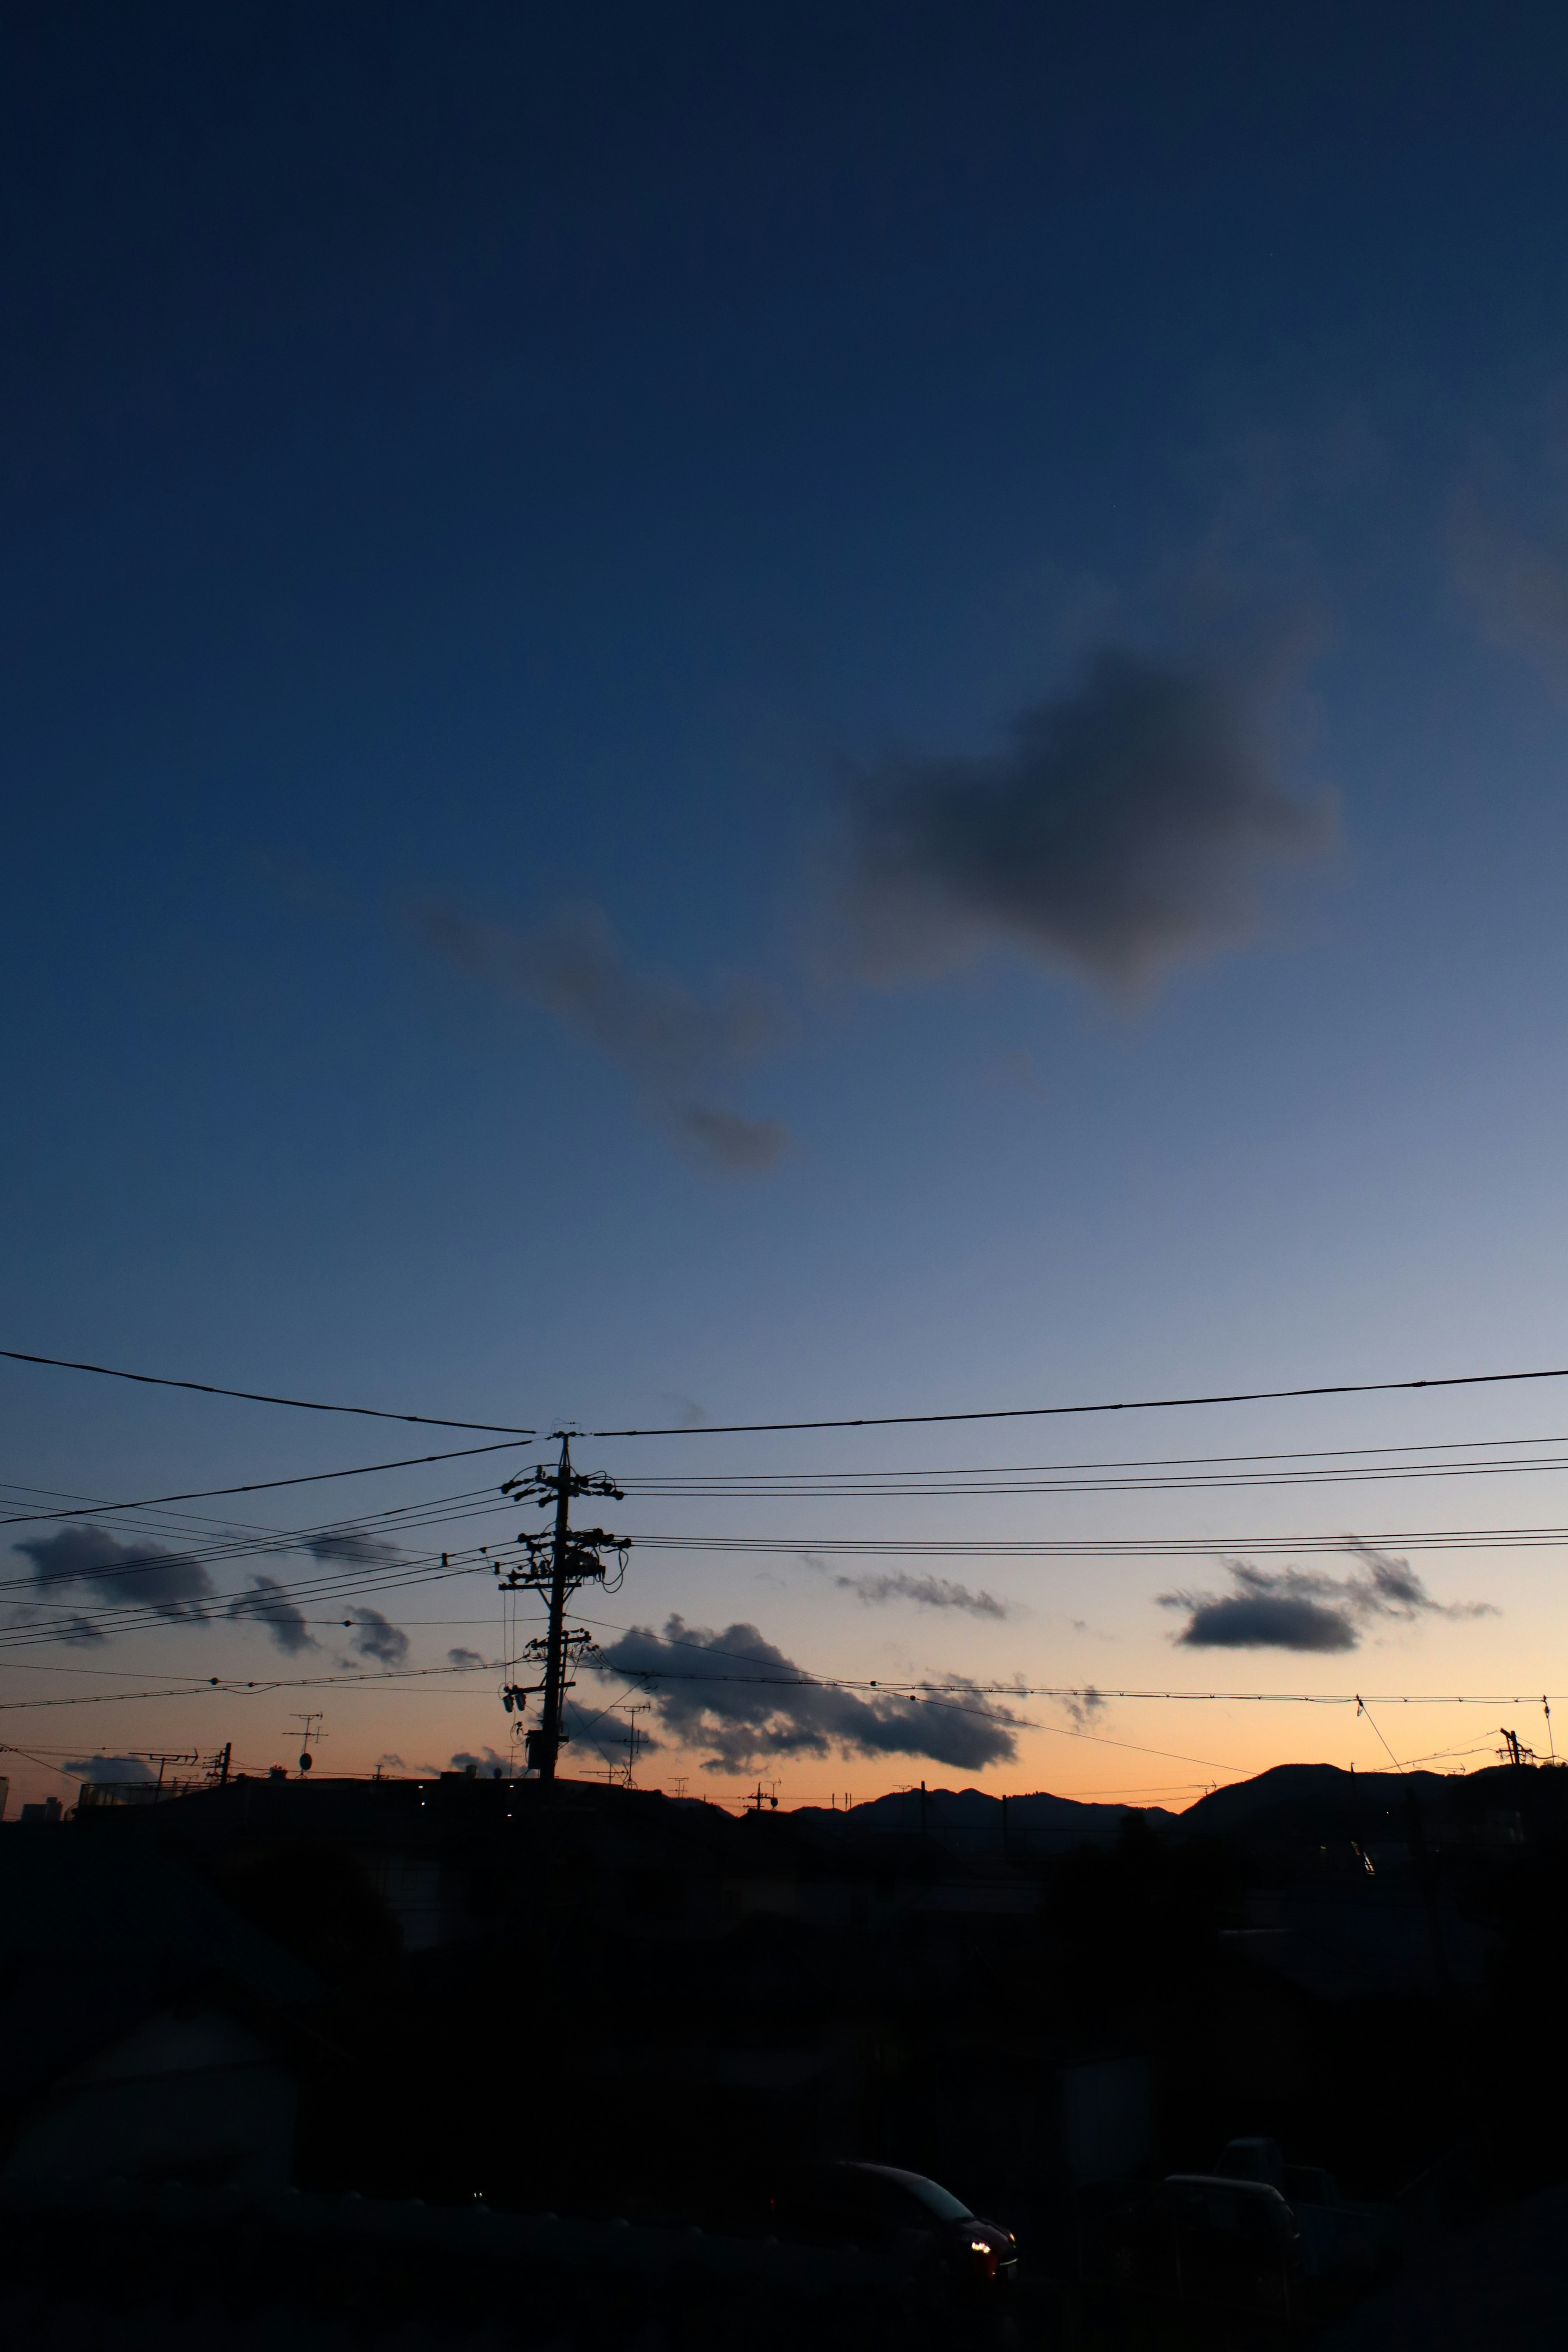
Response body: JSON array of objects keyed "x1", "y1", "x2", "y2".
[{"x1": 7, "y1": 3, "x2": 1568, "y2": 1804}]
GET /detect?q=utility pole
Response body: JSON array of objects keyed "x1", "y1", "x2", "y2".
[{"x1": 497, "y1": 1435, "x2": 628, "y2": 1784}]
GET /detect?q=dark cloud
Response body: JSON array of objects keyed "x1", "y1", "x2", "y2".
[
  {"x1": 447, "y1": 1646, "x2": 488, "y2": 1669},
  {"x1": 839, "y1": 648, "x2": 1333, "y2": 998},
  {"x1": 450, "y1": 1747, "x2": 510, "y2": 1774},
  {"x1": 1451, "y1": 493, "x2": 1568, "y2": 699},
  {"x1": 65, "y1": 1754, "x2": 154, "y2": 1784},
  {"x1": 1173, "y1": 1587, "x2": 1358, "y2": 1653},
  {"x1": 417, "y1": 901, "x2": 793, "y2": 1175},
  {"x1": 228, "y1": 1574, "x2": 316, "y2": 1655},
  {"x1": 15, "y1": 1525, "x2": 215, "y2": 1622},
  {"x1": 833, "y1": 1570, "x2": 1009, "y2": 1620},
  {"x1": 595, "y1": 1614, "x2": 1022, "y2": 1773},
  {"x1": 344, "y1": 1606, "x2": 410, "y2": 1667},
  {"x1": 1160, "y1": 1548, "x2": 1497, "y2": 1653}
]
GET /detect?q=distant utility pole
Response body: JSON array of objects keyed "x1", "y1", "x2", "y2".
[{"x1": 497, "y1": 1435, "x2": 628, "y2": 1784}]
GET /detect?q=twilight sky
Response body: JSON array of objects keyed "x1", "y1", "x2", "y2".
[{"x1": 7, "y1": 2, "x2": 1568, "y2": 1810}]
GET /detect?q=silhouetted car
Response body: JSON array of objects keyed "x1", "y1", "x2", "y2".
[
  {"x1": 1123, "y1": 2173, "x2": 1305, "y2": 2330},
  {"x1": 770, "y1": 2161, "x2": 1018, "y2": 2297}
]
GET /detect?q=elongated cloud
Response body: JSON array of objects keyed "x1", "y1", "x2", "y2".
[
  {"x1": 840, "y1": 648, "x2": 1333, "y2": 997},
  {"x1": 595, "y1": 1613, "x2": 1022, "y2": 1772},
  {"x1": 417, "y1": 901, "x2": 792, "y2": 1174},
  {"x1": 1159, "y1": 1545, "x2": 1497, "y2": 1653},
  {"x1": 305, "y1": 1530, "x2": 400, "y2": 1569},
  {"x1": 16, "y1": 1525, "x2": 214, "y2": 1623},
  {"x1": 833, "y1": 1569, "x2": 1009, "y2": 1620}
]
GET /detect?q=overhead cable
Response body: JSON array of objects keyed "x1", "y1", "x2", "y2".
[
  {"x1": 591, "y1": 1359, "x2": 1568, "y2": 1438},
  {"x1": 0, "y1": 1437, "x2": 530, "y2": 1529},
  {"x1": 0, "y1": 1348, "x2": 533, "y2": 1436}
]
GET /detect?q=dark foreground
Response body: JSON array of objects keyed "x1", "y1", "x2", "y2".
[{"x1": 3, "y1": 1760, "x2": 1567, "y2": 2346}]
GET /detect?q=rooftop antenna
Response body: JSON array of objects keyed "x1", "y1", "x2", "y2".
[
  {"x1": 622, "y1": 1702, "x2": 652, "y2": 1788},
  {"x1": 147, "y1": 1750, "x2": 199, "y2": 1799},
  {"x1": 290, "y1": 1713, "x2": 326, "y2": 1775}
]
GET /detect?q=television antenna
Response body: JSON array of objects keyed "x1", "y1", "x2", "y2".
[{"x1": 290, "y1": 1713, "x2": 326, "y2": 1775}]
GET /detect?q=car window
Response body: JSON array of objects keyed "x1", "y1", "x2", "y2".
[{"x1": 898, "y1": 2174, "x2": 973, "y2": 2223}]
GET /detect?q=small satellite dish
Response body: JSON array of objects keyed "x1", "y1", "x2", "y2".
[{"x1": 298, "y1": 1752, "x2": 313, "y2": 1773}]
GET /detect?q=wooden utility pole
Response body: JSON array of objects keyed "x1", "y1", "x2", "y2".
[
  {"x1": 536, "y1": 1434, "x2": 575, "y2": 1780},
  {"x1": 498, "y1": 1437, "x2": 628, "y2": 1783}
]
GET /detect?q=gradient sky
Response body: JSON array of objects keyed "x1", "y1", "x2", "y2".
[{"x1": 7, "y1": 3, "x2": 1568, "y2": 1811}]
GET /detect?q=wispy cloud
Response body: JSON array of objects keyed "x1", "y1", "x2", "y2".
[
  {"x1": 595, "y1": 1613, "x2": 1023, "y2": 1773},
  {"x1": 832, "y1": 1569, "x2": 1010, "y2": 1620},
  {"x1": 1159, "y1": 1544, "x2": 1497, "y2": 1653},
  {"x1": 228, "y1": 1574, "x2": 316, "y2": 1656},
  {"x1": 416, "y1": 901, "x2": 793, "y2": 1175},
  {"x1": 836, "y1": 646, "x2": 1334, "y2": 999},
  {"x1": 343, "y1": 1606, "x2": 409, "y2": 1667},
  {"x1": 1451, "y1": 491, "x2": 1568, "y2": 699}
]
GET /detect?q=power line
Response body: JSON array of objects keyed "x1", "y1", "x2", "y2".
[
  {"x1": 618, "y1": 1440, "x2": 1568, "y2": 1498},
  {"x1": 629, "y1": 1523, "x2": 1568, "y2": 1556},
  {"x1": 0, "y1": 1348, "x2": 533, "y2": 1436},
  {"x1": 591, "y1": 1360, "x2": 1568, "y2": 1439},
  {"x1": 0, "y1": 1439, "x2": 533, "y2": 1529}
]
